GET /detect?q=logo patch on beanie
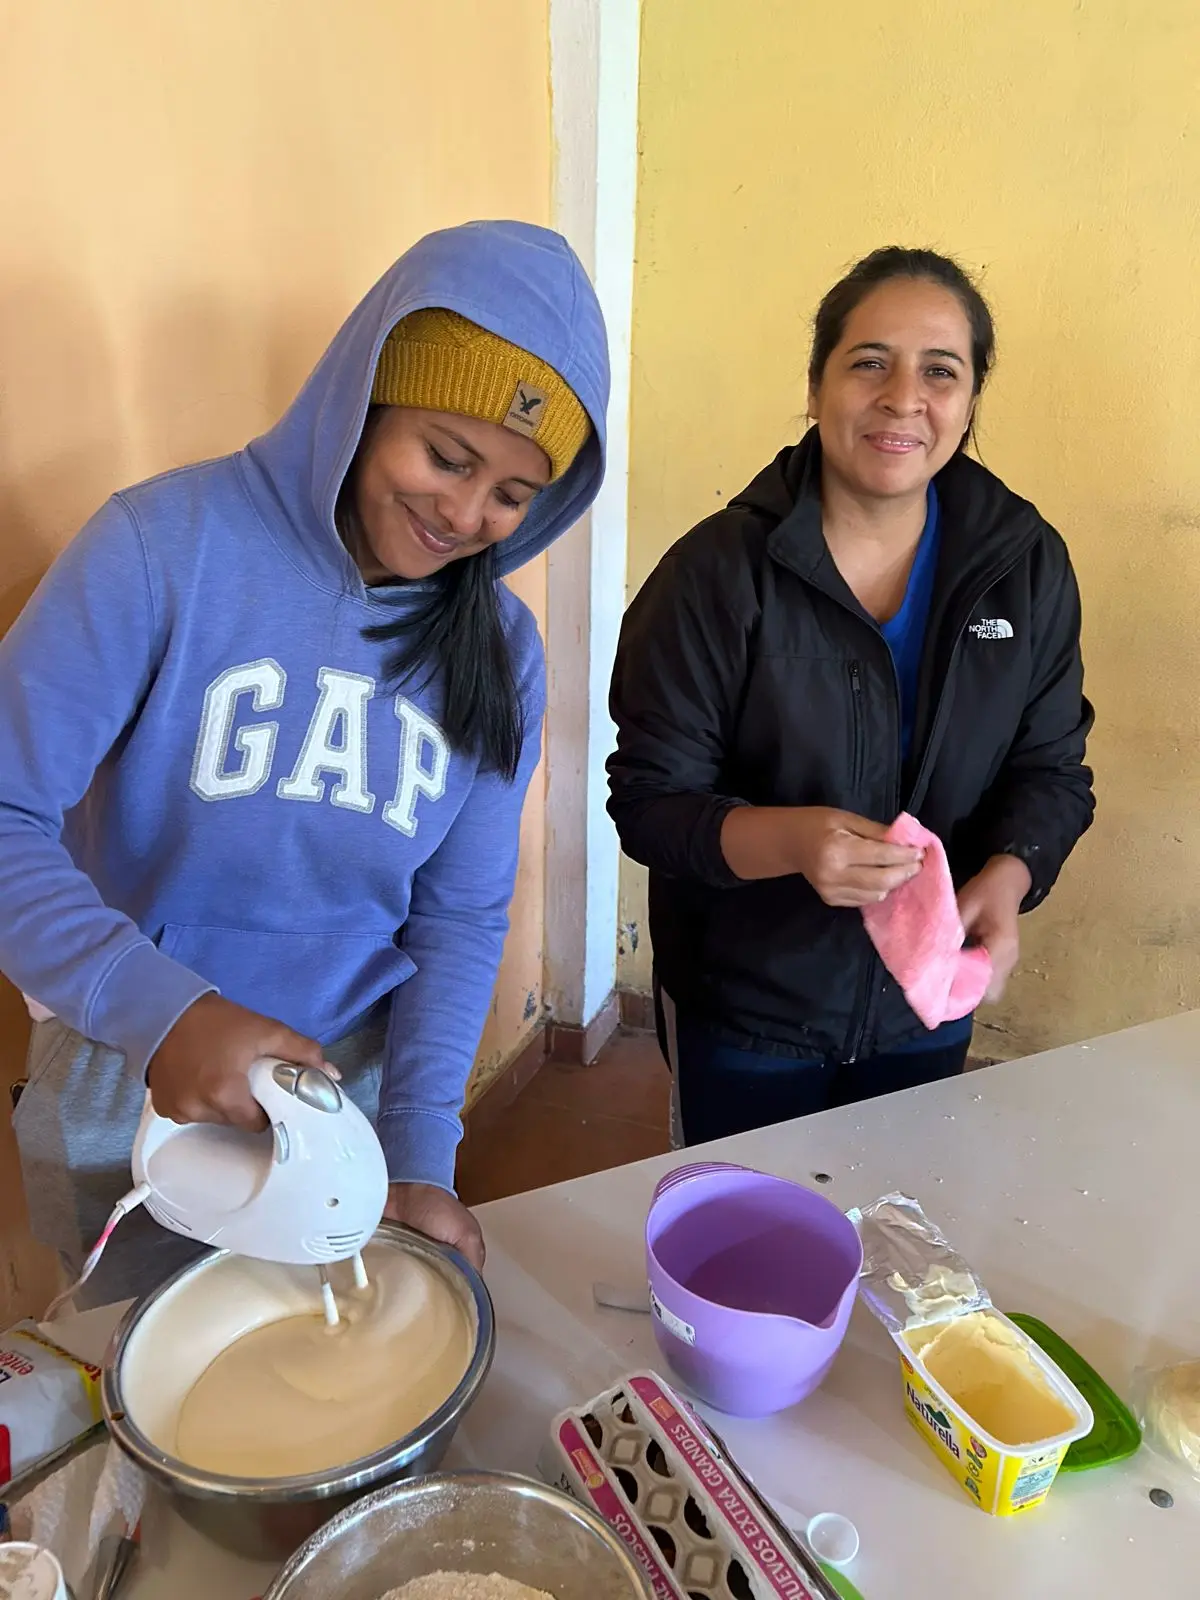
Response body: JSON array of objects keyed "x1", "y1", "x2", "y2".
[{"x1": 504, "y1": 381, "x2": 547, "y2": 438}]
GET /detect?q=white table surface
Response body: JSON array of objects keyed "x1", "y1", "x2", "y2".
[{"x1": 46, "y1": 1011, "x2": 1200, "y2": 1598}]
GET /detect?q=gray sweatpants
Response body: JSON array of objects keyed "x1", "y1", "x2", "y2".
[{"x1": 12, "y1": 1015, "x2": 386, "y2": 1311}]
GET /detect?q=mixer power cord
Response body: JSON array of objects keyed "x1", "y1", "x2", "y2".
[{"x1": 43, "y1": 1183, "x2": 152, "y2": 1320}]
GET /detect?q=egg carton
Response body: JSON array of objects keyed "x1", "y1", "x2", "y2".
[{"x1": 537, "y1": 1371, "x2": 836, "y2": 1600}]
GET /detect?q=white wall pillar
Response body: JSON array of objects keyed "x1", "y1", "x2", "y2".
[{"x1": 544, "y1": 0, "x2": 640, "y2": 1027}]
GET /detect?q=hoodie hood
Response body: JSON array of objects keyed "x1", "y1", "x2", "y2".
[{"x1": 244, "y1": 220, "x2": 610, "y2": 587}]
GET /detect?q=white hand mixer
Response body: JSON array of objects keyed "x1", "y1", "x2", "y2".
[{"x1": 46, "y1": 1060, "x2": 390, "y2": 1326}]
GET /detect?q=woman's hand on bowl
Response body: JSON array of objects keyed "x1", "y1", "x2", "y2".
[{"x1": 384, "y1": 1181, "x2": 485, "y2": 1271}]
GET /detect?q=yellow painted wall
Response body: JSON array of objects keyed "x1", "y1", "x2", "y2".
[
  {"x1": 623, "y1": 0, "x2": 1200, "y2": 1059},
  {"x1": 0, "y1": 0, "x2": 551, "y2": 1319}
]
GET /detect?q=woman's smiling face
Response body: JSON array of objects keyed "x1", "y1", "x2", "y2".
[
  {"x1": 350, "y1": 406, "x2": 551, "y2": 582},
  {"x1": 808, "y1": 277, "x2": 977, "y2": 504}
]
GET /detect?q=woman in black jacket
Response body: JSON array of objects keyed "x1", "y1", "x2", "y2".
[{"x1": 607, "y1": 248, "x2": 1094, "y2": 1146}]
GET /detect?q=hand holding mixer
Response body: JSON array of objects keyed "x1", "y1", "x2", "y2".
[{"x1": 46, "y1": 1060, "x2": 390, "y2": 1325}]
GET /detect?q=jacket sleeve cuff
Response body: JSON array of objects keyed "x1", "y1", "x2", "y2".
[
  {"x1": 375, "y1": 1109, "x2": 463, "y2": 1191},
  {"x1": 87, "y1": 941, "x2": 216, "y2": 1074},
  {"x1": 698, "y1": 794, "x2": 751, "y2": 886},
  {"x1": 984, "y1": 839, "x2": 1053, "y2": 912}
]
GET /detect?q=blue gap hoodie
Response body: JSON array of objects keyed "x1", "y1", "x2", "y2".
[{"x1": 0, "y1": 220, "x2": 610, "y2": 1186}]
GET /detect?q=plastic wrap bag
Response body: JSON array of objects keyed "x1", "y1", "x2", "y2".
[
  {"x1": 848, "y1": 1191, "x2": 991, "y2": 1333},
  {"x1": 8, "y1": 1439, "x2": 146, "y2": 1595},
  {"x1": 1134, "y1": 1360, "x2": 1200, "y2": 1481}
]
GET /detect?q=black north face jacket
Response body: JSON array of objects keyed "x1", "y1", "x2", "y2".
[{"x1": 607, "y1": 431, "x2": 1094, "y2": 1060}]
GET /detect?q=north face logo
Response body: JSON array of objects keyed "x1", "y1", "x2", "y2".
[{"x1": 969, "y1": 618, "x2": 1014, "y2": 641}]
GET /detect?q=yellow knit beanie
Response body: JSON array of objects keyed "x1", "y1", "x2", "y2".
[{"x1": 371, "y1": 308, "x2": 590, "y2": 482}]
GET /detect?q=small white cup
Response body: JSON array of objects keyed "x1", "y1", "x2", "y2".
[
  {"x1": 805, "y1": 1511, "x2": 861, "y2": 1569},
  {"x1": 0, "y1": 1541, "x2": 69, "y2": 1600},
  {"x1": 772, "y1": 1499, "x2": 862, "y2": 1572}
]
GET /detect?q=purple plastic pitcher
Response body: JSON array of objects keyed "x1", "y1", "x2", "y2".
[{"x1": 645, "y1": 1162, "x2": 863, "y2": 1417}]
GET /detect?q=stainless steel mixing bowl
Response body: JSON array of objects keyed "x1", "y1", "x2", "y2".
[
  {"x1": 262, "y1": 1471, "x2": 655, "y2": 1599},
  {"x1": 102, "y1": 1223, "x2": 494, "y2": 1561}
]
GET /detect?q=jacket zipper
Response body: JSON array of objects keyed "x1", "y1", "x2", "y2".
[
  {"x1": 844, "y1": 659, "x2": 878, "y2": 1063},
  {"x1": 848, "y1": 663, "x2": 865, "y2": 793},
  {"x1": 844, "y1": 550, "x2": 1028, "y2": 1064},
  {"x1": 905, "y1": 548, "x2": 1028, "y2": 810}
]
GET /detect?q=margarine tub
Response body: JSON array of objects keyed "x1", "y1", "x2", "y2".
[{"x1": 851, "y1": 1195, "x2": 1093, "y2": 1516}]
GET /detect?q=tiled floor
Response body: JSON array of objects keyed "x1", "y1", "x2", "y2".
[{"x1": 456, "y1": 1029, "x2": 670, "y2": 1206}]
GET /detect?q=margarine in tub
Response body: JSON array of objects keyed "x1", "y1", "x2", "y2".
[
  {"x1": 898, "y1": 1307, "x2": 1091, "y2": 1514},
  {"x1": 851, "y1": 1195, "x2": 1093, "y2": 1516}
]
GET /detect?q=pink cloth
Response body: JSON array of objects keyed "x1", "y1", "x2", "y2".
[{"x1": 861, "y1": 813, "x2": 992, "y2": 1030}]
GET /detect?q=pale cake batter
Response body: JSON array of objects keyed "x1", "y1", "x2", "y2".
[
  {"x1": 174, "y1": 1248, "x2": 473, "y2": 1476},
  {"x1": 909, "y1": 1311, "x2": 1077, "y2": 1446}
]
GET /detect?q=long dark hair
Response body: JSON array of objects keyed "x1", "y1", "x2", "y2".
[
  {"x1": 339, "y1": 410, "x2": 525, "y2": 781},
  {"x1": 808, "y1": 247, "x2": 996, "y2": 452}
]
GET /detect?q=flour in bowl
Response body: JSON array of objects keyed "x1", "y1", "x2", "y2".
[{"x1": 380, "y1": 1579, "x2": 554, "y2": 1600}]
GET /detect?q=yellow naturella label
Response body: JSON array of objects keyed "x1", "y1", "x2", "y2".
[{"x1": 898, "y1": 1348, "x2": 1070, "y2": 1516}]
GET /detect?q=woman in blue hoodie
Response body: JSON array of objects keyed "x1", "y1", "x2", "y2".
[{"x1": 0, "y1": 221, "x2": 609, "y2": 1304}]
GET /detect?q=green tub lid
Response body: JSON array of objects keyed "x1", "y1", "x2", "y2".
[
  {"x1": 820, "y1": 1566, "x2": 866, "y2": 1600},
  {"x1": 1007, "y1": 1311, "x2": 1142, "y2": 1471}
]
